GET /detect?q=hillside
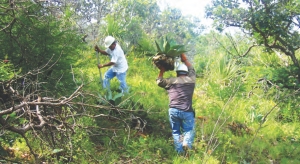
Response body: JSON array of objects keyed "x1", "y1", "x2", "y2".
[{"x1": 1, "y1": 0, "x2": 300, "y2": 163}]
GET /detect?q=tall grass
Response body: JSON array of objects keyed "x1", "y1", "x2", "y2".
[{"x1": 10, "y1": 33, "x2": 300, "y2": 163}]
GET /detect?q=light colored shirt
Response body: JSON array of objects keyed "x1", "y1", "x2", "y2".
[{"x1": 106, "y1": 44, "x2": 128, "y2": 73}]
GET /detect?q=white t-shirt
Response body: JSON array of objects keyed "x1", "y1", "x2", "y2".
[{"x1": 106, "y1": 44, "x2": 128, "y2": 73}]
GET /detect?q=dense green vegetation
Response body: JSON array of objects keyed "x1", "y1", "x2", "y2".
[{"x1": 1, "y1": 0, "x2": 300, "y2": 163}]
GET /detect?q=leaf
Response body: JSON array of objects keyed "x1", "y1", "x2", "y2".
[
  {"x1": 177, "y1": 46, "x2": 188, "y2": 52},
  {"x1": 155, "y1": 40, "x2": 162, "y2": 53},
  {"x1": 112, "y1": 92, "x2": 123, "y2": 101},
  {"x1": 158, "y1": 37, "x2": 165, "y2": 51},
  {"x1": 166, "y1": 37, "x2": 177, "y2": 46},
  {"x1": 176, "y1": 50, "x2": 188, "y2": 55},
  {"x1": 164, "y1": 41, "x2": 170, "y2": 53},
  {"x1": 166, "y1": 49, "x2": 188, "y2": 58},
  {"x1": 52, "y1": 149, "x2": 64, "y2": 154},
  {"x1": 106, "y1": 90, "x2": 112, "y2": 100},
  {"x1": 166, "y1": 49, "x2": 179, "y2": 57},
  {"x1": 9, "y1": 112, "x2": 16, "y2": 119},
  {"x1": 171, "y1": 45, "x2": 185, "y2": 50}
]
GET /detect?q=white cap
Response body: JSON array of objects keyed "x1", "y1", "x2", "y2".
[
  {"x1": 176, "y1": 63, "x2": 188, "y2": 72},
  {"x1": 104, "y1": 36, "x2": 115, "y2": 48}
]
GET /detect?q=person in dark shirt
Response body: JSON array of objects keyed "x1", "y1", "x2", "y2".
[{"x1": 156, "y1": 54, "x2": 196, "y2": 154}]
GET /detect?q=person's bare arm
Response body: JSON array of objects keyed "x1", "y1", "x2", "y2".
[
  {"x1": 181, "y1": 54, "x2": 191, "y2": 67},
  {"x1": 157, "y1": 66, "x2": 165, "y2": 78},
  {"x1": 98, "y1": 62, "x2": 115, "y2": 69}
]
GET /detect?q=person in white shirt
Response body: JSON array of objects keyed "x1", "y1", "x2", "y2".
[{"x1": 95, "y1": 36, "x2": 129, "y2": 93}]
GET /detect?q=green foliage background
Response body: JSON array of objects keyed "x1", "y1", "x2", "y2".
[{"x1": 1, "y1": 0, "x2": 300, "y2": 164}]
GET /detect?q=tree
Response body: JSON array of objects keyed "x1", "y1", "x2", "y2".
[
  {"x1": 99, "y1": 0, "x2": 162, "y2": 53},
  {"x1": 206, "y1": 0, "x2": 300, "y2": 81},
  {"x1": 0, "y1": 0, "x2": 85, "y2": 94}
]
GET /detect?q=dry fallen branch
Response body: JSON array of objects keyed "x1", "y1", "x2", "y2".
[{"x1": 0, "y1": 67, "x2": 147, "y2": 162}]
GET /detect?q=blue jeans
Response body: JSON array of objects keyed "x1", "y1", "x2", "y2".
[
  {"x1": 103, "y1": 68, "x2": 128, "y2": 93},
  {"x1": 169, "y1": 108, "x2": 195, "y2": 153}
]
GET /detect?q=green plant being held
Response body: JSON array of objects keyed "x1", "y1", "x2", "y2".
[{"x1": 151, "y1": 37, "x2": 188, "y2": 71}]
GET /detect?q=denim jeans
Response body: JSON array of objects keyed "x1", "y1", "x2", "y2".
[
  {"x1": 169, "y1": 108, "x2": 195, "y2": 153},
  {"x1": 103, "y1": 68, "x2": 128, "y2": 93}
]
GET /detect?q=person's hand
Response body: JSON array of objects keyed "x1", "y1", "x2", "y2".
[
  {"x1": 97, "y1": 64, "x2": 103, "y2": 69},
  {"x1": 94, "y1": 45, "x2": 100, "y2": 52},
  {"x1": 181, "y1": 53, "x2": 187, "y2": 62}
]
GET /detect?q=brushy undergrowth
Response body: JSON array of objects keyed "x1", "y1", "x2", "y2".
[
  {"x1": 73, "y1": 50, "x2": 300, "y2": 163},
  {"x1": 3, "y1": 40, "x2": 300, "y2": 164}
]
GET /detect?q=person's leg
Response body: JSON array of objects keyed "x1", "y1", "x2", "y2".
[
  {"x1": 103, "y1": 68, "x2": 116, "y2": 90},
  {"x1": 169, "y1": 108, "x2": 184, "y2": 153},
  {"x1": 116, "y1": 71, "x2": 128, "y2": 93},
  {"x1": 180, "y1": 111, "x2": 195, "y2": 149}
]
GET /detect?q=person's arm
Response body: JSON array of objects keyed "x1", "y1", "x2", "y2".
[
  {"x1": 181, "y1": 53, "x2": 196, "y2": 78},
  {"x1": 181, "y1": 53, "x2": 192, "y2": 67},
  {"x1": 95, "y1": 45, "x2": 109, "y2": 56},
  {"x1": 98, "y1": 62, "x2": 115, "y2": 69},
  {"x1": 157, "y1": 65, "x2": 165, "y2": 78},
  {"x1": 156, "y1": 65, "x2": 171, "y2": 88}
]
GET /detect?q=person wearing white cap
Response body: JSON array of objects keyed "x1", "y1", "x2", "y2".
[
  {"x1": 95, "y1": 36, "x2": 128, "y2": 93},
  {"x1": 156, "y1": 53, "x2": 196, "y2": 155}
]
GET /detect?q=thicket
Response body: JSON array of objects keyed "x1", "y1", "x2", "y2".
[{"x1": 1, "y1": 0, "x2": 300, "y2": 164}]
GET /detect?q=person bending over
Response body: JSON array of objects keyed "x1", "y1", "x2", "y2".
[{"x1": 95, "y1": 36, "x2": 128, "y2": 93}]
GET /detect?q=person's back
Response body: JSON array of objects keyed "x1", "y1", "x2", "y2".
[
  {"x1": 156, "y1": 54, "x2": 196, "y2": 155},
  {"x1": 157, "y1": 65, "x2": 195, "y2": 111}
]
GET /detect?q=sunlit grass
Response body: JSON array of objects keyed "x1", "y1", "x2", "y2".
[{"x1": 54, "y1": 39, "x2": 300, "y2": 163}]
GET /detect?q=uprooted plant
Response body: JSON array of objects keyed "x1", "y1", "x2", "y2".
[{"x1": 151, "y1": 37, "x2": 188, "y2": 71}]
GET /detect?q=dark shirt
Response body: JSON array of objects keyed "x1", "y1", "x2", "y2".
[{"x1": 156, "y1": 66, "x2": 196, "y2": 112}]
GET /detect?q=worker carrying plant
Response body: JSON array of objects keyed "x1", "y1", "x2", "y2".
[
  {"x1": 94, "y1": 36, "x2": 129, "y2": 94},
  {"x1": 156, "y1": 49, "x2": 196, "y2": 155}
]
